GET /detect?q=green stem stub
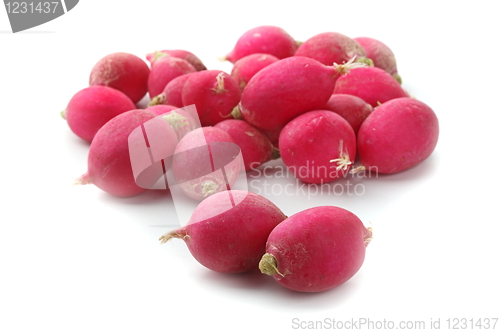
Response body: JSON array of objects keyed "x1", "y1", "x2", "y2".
[{"x1": 259, "y1": 253, "x2": 285, "y2": 277}]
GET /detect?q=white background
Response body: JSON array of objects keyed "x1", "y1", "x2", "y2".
[{"x1": 1, "y1": 1, "x2": 499, "y2": 332}]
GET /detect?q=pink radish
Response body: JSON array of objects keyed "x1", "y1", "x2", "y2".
[
  {"x1": 148, "y1": 73, "x2": 193, "y2": 108},
  {"x1": 225, "y1": 25, "x2": 298, "y2": 63},
  {"x1": 259, "y1": 206, "x2": 372, "y2": 293},
  {"x1": 333, "y1": 66, "x2": 409, "y2": 108},
  {"x1": 354, "y1": 36, "x2": 402, "y2": 84},
  {"x1": 323, "y1": 94, "x2": 373, "y2": 134},
  {"x1": 75, "y1": 109, "x2": 177, "y2": 197},
  {"x1": 146, "y1": 49, "x2": 207, "y2": 71},
  {"x1": 145, "y1": 104, "x2": 199, "y2": 140},
  {"x1": 171, "y1": 127, "x2": 242, "y2": 201},
  {"x1": 62, "y1": 86, "x2": 136, "y2": 142},
  {"x1": 159, "y1": 190, "x2": 287, "y2": 274},
  {"x1": 279, "y1": 110, "x2": 356, "y2": 184},
  {"x1": 259, "y1": 126, "x2": 282, "y2": 149},
  {"x1": 239, "y1": 56, "x2": 364, "y2": 131},
  {"x1": 295, "y1": 32, "x2": 370, "y2": 67},
  {"x1": 214, "y1": 119, "x2": 279, "y2": 171},
  {"x1": 148, "y1": 56, "x2": 196, "y2": 99},
  {"x1": 230, "y1": 53, "x2": 280, "y2": 91},
  {"x1": 355, "y1": 97, "x2": 439, "y2": 174},
  {"x1": 182, "y1": 70, "x2": 241, "y2": 127},
  {"x1": 89, "y1": 52, "x2": 150, "y2": 104}
]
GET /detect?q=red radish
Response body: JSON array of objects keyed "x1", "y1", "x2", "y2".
[
  {"x1": 148, "y1": 56, "x2": 196, "y2": 98},
  {"x1": 214, "y1": 119, "x2": 279, "y2": 171},
  {"x1": 75, "y1": 109, "x2": 177, "y2": 197},
  {"x1": 323, "y1": 94, "x2": 373, "y2": 134},
  {"x1": 295, "y1": 32, "x2": 370, "y2": 67},
  {"x1": 89, "y1": 52, "x2": 150, "y2": 104},
  {"x1": 259, "y1": 206, "x2": 372, "y2": 293},
  {"x1": 225, "y1": 25, "x2": 298, "y2": 63},
  {"x1": 355, "y1": 97, "x2": 439, "y2": 174},
  {"x1": 146, "y1": 49, "x2": 207, "y2": 71},
  {"x1": 62, "y1": 86, "x2": 136, "y2": 142},
  {"x1": 239, "y1": 56, "x2": 364, "y2": 131},
  {"x1": 182, "y1": 70, "x2": 241, "y2": 127},
  {"x1": 171, "y1": 127, "x2": 242, "y2": 201},
  {"x1": 148, "y1": 73, "x2": 193, "y2": 107},
  {"x1": 259, "y1": 126, "x2": 283, "y2": 148},
  {"x1": 159, "y1": 190, "x2": 287, "y2": 274},
  {"x1": 230, "y1": 53, "x2": 280, "y2": 91},
  {"x1": 145, "y1": 104, "x2": 199, "y2": 140},
  {"x1": 354, "y1": 37, "x2": 402, "y2": 84},
  {"x1": 333, "y1": 66, "x2": 409, "y2": 108},
  {"x1": 279, "y1": 110, "x2": 356, "y2": 184}
]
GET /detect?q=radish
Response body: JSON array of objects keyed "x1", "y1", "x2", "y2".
[
  {"x1": 279, "y1": 110, "x2": 356, "y2": 184},
  {"x1": 333, "y1": 66, "x2": 409, "y2": 108},
  {"x1": 145, "y1": 104, "x2": 199, "y2": 140},
  {"x1": 354, "y1": 36, "x2": 402, "y2": 84},
  {"x1": 75, "y1": 109, "x2": 178, "y2": 197},
  {"x1": 354, "y1": 97, "x2": 439, "y2": 174},
  {"x1": 62, "y1": 86, "x2": 136, "y2": 142},
  {"x1": 148, "y1": 73, "x2": 193, "y2": 108},
  {"x1": 259, "y1": 126, "x2": 282, "y2": 148},
  {"x1": 230, "y1": 53, "x2": 280, "y2": 91},
  {"x1": 295, "y1": 32, "x2": 370, "y2": 67},
  {"x1": 171, "y1": 127, "x2": 242, "y2": 201},
  {"x1": 214, "y1": 119, "x2": 279, "y2": 171},
  {"x1": 146, "y1": 49, "x2": 207, "y2": 71},
  {"x1": 239, "y1": 56, "x2": 364, "y2": 131},
  {"x1": 323, "y1": 94, "x2": 373, "y2": 134},
  {"x1": 259, "y1": 206, "x2": 372, "y2": 292},
  {"x1": 159, "y1": 190, "x2": 287, "y2": 274},
  {"x1": 89, "y1": 52, "x2": 150, "y2": 104},
  {"x1": 182, "y1": 70, "x2": 241, "y2": 127},
  {"x1": 224, "y1": 25, "x2": 298, "y2": 63},
  {"x1": 148, "y1": 56, "x2": 196, "y2": 99}
]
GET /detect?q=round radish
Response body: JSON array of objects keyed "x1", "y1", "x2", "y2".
[
  {"x1": 355, "y1": 97, "x2": 439, "y2": 174},
  {"x1": 230, "y1": 53, "x2": 280, "y2": 91},
  {"x1": 239, "y1": 56, "x2": 364, "y2": 131},
  {"x1": 295, "y1": 32, "x2": 370, "y2": 67},
  {"x1": 89, "y1": 52, "x2": 150, "y2": 104},
  {"x1": 145, "y1": 104, "x2": 199, "y2": 140},
  {"x1": 182, "y1": 70, "x2": 241, "y2": 127},
  {"x1": 171, "y1": 127, "x2": 242, "y2": 201},
  {"x1": 259, "y1": 206, "x2": 372, "y2": 293},
  {"x1": 146, "y1": 49, "x2": 206, "y2": 71},
  {"x1": 225, "y1": 25, "x2": 298, "y2": 63},
  {"x1": 75, "y1": 109, "x2": 177, "y2": 197},
  {"x1": 149, "y1": 73, "x2": 194, "y2": 108},
  {"x1": 62, "y1": 86, "x2": 136, "y2": 142},
  {"x1": 214, "y1": 119, "x2": 279, "y2": 171},
  {"x1": 354, "y1": 36, "x2": 402, "y2": 84},
  {"x1": 323, "y1": 94, "x2": 373, "y2": 134},
  {"x1": 333, "y1": 66, "x2": 409, "y2": 108},
  {"x1": 148, "y1": 56, "x2": 196, "y2": 98},
  {"x1": 279, "y1": 110, "x2": 356, "y2": 184},
  {"x1": 159, "y1": 190, "x2": 287, "y2": 274}
]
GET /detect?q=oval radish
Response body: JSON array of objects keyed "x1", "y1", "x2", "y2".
[
  {"x1": 323, "y1": 94, "x2": 373, "y2": 134},
  {"x1": 148, "y1": 56, "x2": 196, "y2": 98},
  {"x1": 146, "y1": 49, "x2": 207, "y2": 71},
  {"x1": 230, "y1": 53, "x2": 280, "y2": 91}
]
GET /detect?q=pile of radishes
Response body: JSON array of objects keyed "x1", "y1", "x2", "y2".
[{"x1": 62, "y1": 25, "x2": 439, "y2": 293}]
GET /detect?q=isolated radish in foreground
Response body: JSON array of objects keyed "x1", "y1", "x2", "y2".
[
  {"x1": 75, "y1": 109, "x2": 177, "y2": 197},
  {"x1": 89, "y1": 52, "x2": 150, "y2": 104},
  {"x1": 230, "y1": 53, "x2": 280, "y2": 91},
  {"x1": 62, "y1": 86, "x2": 136, "y2": 142},
  {"x1": 214, "y1": 119, "x2": 279, "y2": 171},
  {"x1": 171, "y1": 127, "x2": 242, "y2": 201},
  {"x1": 239, "y1": 56, "x2": 364, "y2": 131},
  {"x1": 354, "y1": 36, "x2": 401, "y2": 84},
  {"x1": 224, "y1": 25, "x2": 298, "y2": 63},
  {"x1": 279, "y1": 110, "x2": 356, "y2": 183},
  {"x1": 333, "y1": 66, "x2": 408, "y2": 108},
  {"x1": 355, "y1": 97, "x2": 439, "y2": 174},
  {"x1": 259, "y1": 206, "x2": 372, "y2": 292},
  {"x1": 148, "y1": 56, "x2": 196, "y2": 98},
  {"x1": 159, "y1": 190, "x2": 287, "y2": 273},
  {"x1": 295, "y1": 32, "x2": 370, "y2": 67},
  {"x1": 323, "y1": 94, "x2": 373, "y2": 134},
  {"x1": 182, "y1": 70, "x2": 241, "y2": 127},
  {"x1": 146, "y1": 49, "x2": 207, "y2": 71}
]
